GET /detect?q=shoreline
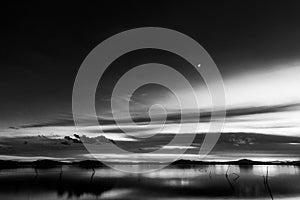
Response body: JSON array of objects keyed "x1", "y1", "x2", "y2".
[{"x1": 0, "y1": 158, "x2": 299, "y2": 169}]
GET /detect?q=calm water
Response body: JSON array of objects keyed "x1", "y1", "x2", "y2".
[{"x1": 0, "y1": 165, "x2": 299, "y2": 200}]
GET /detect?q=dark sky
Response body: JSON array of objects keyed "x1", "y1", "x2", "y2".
[{"x1": 1, "y1": 1, "x2": 300, "y2": 129}]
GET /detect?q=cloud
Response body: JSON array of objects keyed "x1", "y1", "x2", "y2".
[
  {"x1": 0, "y1": 132, "x2": 300, "y2": 162},
  {"x1": 18, "y1": 118, "x2": 74, "y2": 128}
]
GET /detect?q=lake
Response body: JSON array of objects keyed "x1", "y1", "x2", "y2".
[{"x1": 0, "y1": 164, "x2": 299, "y2": 199}]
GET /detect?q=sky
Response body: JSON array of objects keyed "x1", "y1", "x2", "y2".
[{"x1": 1, "y1": 1, "x2": 300, "y2": 162}]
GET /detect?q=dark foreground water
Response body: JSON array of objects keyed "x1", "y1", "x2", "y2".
[{"x1": 0, "y1": 165, "x2": 299, "y2": 200}]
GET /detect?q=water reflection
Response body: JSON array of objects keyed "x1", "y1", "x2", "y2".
[{"x1": 0, "y1": 165, "x2": 299, "y2": 199}]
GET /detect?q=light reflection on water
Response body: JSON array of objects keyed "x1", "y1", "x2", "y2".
[{"x1": 0, "y1": 165, "x2": 299, "y2": 199}]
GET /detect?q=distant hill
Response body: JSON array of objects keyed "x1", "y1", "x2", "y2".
[
  {"x1": 0, "y1": 158, "x2": 299, "y2": 169},
  {"x1": 172, "y1": 158, "x2": 300, "y2": 166}
]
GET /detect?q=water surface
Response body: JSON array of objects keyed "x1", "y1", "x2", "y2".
[{"x1": 0, "y1": 165, "x2": 299, "y2": 199}]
